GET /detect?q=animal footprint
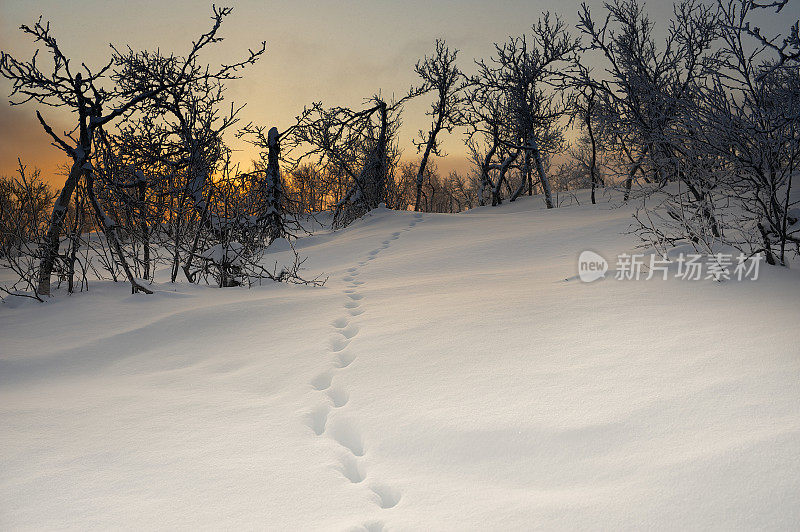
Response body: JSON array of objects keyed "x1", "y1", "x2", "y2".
[
  {"x1": 344, "y1": 300, "x2": 360, "y2": 309},
  {"x1": 329, "y1": 336, "x2": 350, "y2": 352},
  {"x1": 328, "y1": 418, "x2": 365, "y2": 456},
  {"x1": 356, "y1": 521, "x2": 386, "y2": 532},
  {"x1": 335, "y1": 351, "x2": 357, "y2": 368},
  {"x1": 347, "y1": 267, "x2": 358, "y2": 272},
  {"x1": 310, "y1": 371, "x2": 334, "y2": 391},
  {"x1": 347, "y1": 293, "x2": 364, "y2": 301},
  {"x1": 337, "y1": 454, "x2": 365, "y2": 483},
  {"x1": 338, "y1": 325, "x2": 360, "y2": 339},
  {"x1": 343, "y1": 276, "x2": 354, "y2": 282},
  {"x1": 305, "y1": 405, "x2": 330, "y2": 436},
  {"x1": 331, "y1": 317, "x2": 349, "y2": 329},
  {"x1": 348, "y1": 308, "x2": 365, "y2": 316},
  {"x1": 327, "y1": 385, "x2": 350, "y2": 408},
  {"x1": 371, "y1": 484, "x2": 401, "y2": 509}
]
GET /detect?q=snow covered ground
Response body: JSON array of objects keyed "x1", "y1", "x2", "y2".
[{"x1": 2, "y1": 191, "x2": 799, "y2": 530}]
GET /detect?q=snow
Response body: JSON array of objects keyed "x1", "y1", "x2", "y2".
[
  {"x1": 2, "y1": 190, "x2": 799, "y2": 529},
  {"x1": 201, "y1": 241, "x2": 245, "y2": 265}
]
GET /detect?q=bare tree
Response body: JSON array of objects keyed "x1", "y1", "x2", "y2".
[
  {"x1": 0, "y1": 5, "x2": 265, "y2": 296},
  {"x1": 0, "y1": 161, "x2": 55, "y2": 300},
  {"x1": 467, "y1": 13, "x2": 579, "y2": 208},
  {"x1": 411, "y1": 40, "x2": 465, "y2": 211},
  {"x1": 578, "y1": 0, "x2": 719, "y2": 211},
  {"x1": 289, "y1": 96, "x2": 408, "y2": 227}
]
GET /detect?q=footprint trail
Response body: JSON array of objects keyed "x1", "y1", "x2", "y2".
[{"x1": 304, "y1": 213, "x2": 426, "y2": 522}]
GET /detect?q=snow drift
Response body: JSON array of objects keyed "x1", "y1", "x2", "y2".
[{"x1": 1, "y1": 192, "x2": 799, "y2": 530}]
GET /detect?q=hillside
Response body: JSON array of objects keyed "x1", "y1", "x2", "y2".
[{"x1": 2, "y1": 192, "x2": 799, "y2": 530}]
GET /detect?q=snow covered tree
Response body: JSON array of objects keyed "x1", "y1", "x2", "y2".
[
  {"x1": 411, "y1": 40, "x2": 465, "y2": 211},
  {"x1": 636, "y1": 0, "x2": 799, "y2": 263},
  {"x1": 0, "y1": 5, "x2": 264, "y2": 297},
  {"x1": 577, "y1": 0, "x2": 718, "y2": 206},
  {"x1": 290, "y1": 97, "x2": 405, "y2": 227},
  {"x1": 467, "y1": 13, "x2": 579, "y2": 207}
]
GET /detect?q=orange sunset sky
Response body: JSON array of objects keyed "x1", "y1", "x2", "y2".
[{"x1": 0, "y1": 0, "x2": 790, "y2": 188}]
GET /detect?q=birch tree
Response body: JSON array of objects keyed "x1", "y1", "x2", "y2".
[
  {"x1": 0, "y1": 5, "x2": 264, "y2": 296},
  {"x1": 411, "y1": 40, "x2": 465, "y2": 211},
  {"x1": 468, "y1": 13, "x2": 579, "y2": 208}
]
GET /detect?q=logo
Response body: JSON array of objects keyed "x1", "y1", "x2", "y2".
[{"x1": 578, "y1": 250, "x2": 608, "y2": 282}]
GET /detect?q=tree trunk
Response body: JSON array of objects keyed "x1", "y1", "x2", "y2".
[
  {"x1": 265, "y1": 126, "x2": 284, "y2": 243},
  {"x1": 36, "y1": 158, "x2": 84, "y2": 296},
  {"x1": 624, "y1": 146, "x2": 648, "y2": 202},
  {"x1": 492, "y1": 151, "x2": 519, "y2": 206},
  {"x1": 414, "y1": 117, "x2": 443, "y2": 212},
  {"x1": 374, "y1": 101, "x2": 388, "y2": 207},
  {"x1": 85, "y1": 170, "x2": 152, "y2": 294},
  {"x1": 510, "y1": 151, "x2": 531, "y2": 202},
  {"x1": 587, "y1": 102, "x2": 598, "y2": 205},
  {"x1": 478, "y1": 140, "x2": 499, "y2": 207},
  {"x1": 758, "y1": 222, "x2": 777, "y2": 266},
  {"x1": 529, "y1": 136, "x2": 553, "y2": 208},
  {"x1": 137, "y1": 179, "x2": 150, "y2": 280}
]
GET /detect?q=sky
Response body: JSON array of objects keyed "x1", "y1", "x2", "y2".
[{"x1": 0, "y1": 0, "x2": 795, "y2": 187}]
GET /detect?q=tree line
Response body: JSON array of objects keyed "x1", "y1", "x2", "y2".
[{"x1": 1, "y1": 0, "x2": 797, "y2": 300}]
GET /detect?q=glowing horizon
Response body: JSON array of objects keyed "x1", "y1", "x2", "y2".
[{"x1": 0, "y1": 0, "x2": 791, "y2": 187}]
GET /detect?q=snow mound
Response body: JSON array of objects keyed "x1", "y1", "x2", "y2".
[{"x1": 1, "y1": 191, "x2": 799, "y2": 529}]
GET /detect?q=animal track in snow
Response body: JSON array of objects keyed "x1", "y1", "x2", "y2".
[
  {"x1": 305, "y1": 405, "x2": 330, "y2": 436},
  {"x1": 331, "y1": 317, "x2": 349, "y2": 329},
  {"x1": 337, "y1": 453, "x2": 365, "y2": 483},
  {"x1": 353, "y1": 521, "x2": 387, "y2": 532},
  {"x1": 328, "y1": 418, "x2": 365, "y2": 456},
  {"x1": 308, "y1": 227, "x2": 414, "y2": 522},
  {"x1": 335, "y1": 351, "x2": 357, "y2": 368},
  {"x1": 329, "y1": 337, "x2": 351, "y2": 353},
  {"x1": 310, "y1": 371, "x2": 334, "y2": 391},
  {"x1": 337, "y1": 325, "x2": 360, "y2": 339},
  {"x1": 371, "y1": 484, "x2": 401, "y2": 509},
  {"x1": 327, "y1": 385, "x2": 350, "y2": 408}
]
